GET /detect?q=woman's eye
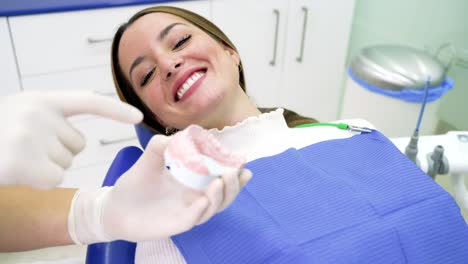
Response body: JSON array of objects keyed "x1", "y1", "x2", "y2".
[
  {"x1": 173, "y1": 34, "x2": 192, "y2": 50},
  {"x1": 140, "y1": 67, "x2": 155, "y2": 87}
]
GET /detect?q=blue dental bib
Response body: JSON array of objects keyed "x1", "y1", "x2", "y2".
[{"x1": 172, "y1": 131, "x2": 468, "y2": 263}]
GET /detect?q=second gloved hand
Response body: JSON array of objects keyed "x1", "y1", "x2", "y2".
[
  {"x1": 68, "y1": 134, "x2": 252, "y2": 244},
  {"x1": 0, "y1": 91, "x2": 142, "y2": 189}
]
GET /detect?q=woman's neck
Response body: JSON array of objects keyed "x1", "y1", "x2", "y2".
[{"x1": 207, "y1": 91, "x2": 261, "y2": 130}]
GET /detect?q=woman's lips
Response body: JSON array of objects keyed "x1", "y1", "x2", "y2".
[
  {"x1": 173, "y1": 68, "x2": 207, "y2": 102},
  {"x1": 176, "y1": 70, "x2": 206, "y2": 101}
]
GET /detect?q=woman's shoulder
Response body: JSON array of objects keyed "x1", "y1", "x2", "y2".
[{"x1": 258, "y1": 107, "x2": 318, "y2": 128}]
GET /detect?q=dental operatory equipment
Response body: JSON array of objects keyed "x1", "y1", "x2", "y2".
[
  {"x1": 403, "y1": 77, "x2": 431, "y2": 166},
  {"x1": 391, "y1": 77, "x2": 468, "y2": 211},
  {"x1": 344, "y1": 43, "x2": 468, "y2": 212},
  {"x1": 392, "y1": 131, "x2": 468, "y2": 210}
]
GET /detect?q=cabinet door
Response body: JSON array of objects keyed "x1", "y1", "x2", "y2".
[
  {"x1": 280, "y1": 0, "x2": 355, "y2": 121},
  {"x1": 9, "y1": 1, "x2": 211, "y2": 77},
  {"x1": 0, "y1": 17, "x2": 21, "y2": 96},
  {"x1": 22, "y1": 66, "x2": 116, "y2": 95},
  {"x1": 211, "y1": 0, "x2": 289, "y2": 107},
  {"x1": 70, "y1": 116, "x2": 139, "y2": 170}
]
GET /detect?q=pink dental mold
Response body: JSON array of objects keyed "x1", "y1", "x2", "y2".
[{"x1": 164, "y1": 124, "x2": 246, "y2": 190}]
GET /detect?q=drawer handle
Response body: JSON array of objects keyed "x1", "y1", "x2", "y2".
[
  {"x1": 296, "y1": 7, "x2": 309, "y2": 63},
  {"x1": 270, "y1": 9, "x2": 280, "y2": 66},
  {"x1": 94, "y1": 91, "x2": 115, "y2": 97},
  {"x1": 87, "y1": 37, "x2": 113, "y2": 44},
  {"x1": 99, "y1": 136, "x2": 137, "y2": 146}
]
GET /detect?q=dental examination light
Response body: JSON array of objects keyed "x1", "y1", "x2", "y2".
[{"x1": 343, "y1": 44, "x2": 454, "y2": 137}]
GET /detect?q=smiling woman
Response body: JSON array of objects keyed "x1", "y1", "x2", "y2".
[{"x1": 112, "y1": 6, "x2": 316, "y2": 135}]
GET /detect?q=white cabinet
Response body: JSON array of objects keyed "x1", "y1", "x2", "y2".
[
  {"x1": 9, "y1": 1, "x2": 211, "y2": 77},
  {"x1": 10, "y1": 7, "x2": 141, "y2": 77},
  {"x1": 212, "y1": 0, "x2": 288, "y2": 107},
  {"x1": 0, "y1": 17, "x2": 21, "y2": 96},
  {"x1": 280, "y1": 0, "x2": 355, "y2": 121},
  {"x1": 212, "y1": 0, "x2": 355, "y2": 121}
]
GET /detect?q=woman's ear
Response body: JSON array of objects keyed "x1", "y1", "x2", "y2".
[{"x1": 223, "y1": 46, "x2": 240, "y2": 66}]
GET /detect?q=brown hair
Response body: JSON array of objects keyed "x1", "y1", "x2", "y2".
[
  {"x1": 112, "y1": 6, "x2": 317, "y2": 135},
  {"x1": 111, "y1": 6, "x2": 246, "y2": 135}
]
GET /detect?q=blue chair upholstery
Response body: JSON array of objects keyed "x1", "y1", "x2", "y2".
[
  {"x1": 86, "y1": 124, "x2": 155, "y2": 264},
  {"x1": 134, "y1": 123, "x2": 156, "y2": 149}
]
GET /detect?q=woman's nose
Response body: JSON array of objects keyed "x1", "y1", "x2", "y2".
[
  {"x1": 162, "y1": 57, "x2": 183, "y2": 80},
  {"x1": 166, "y1": 63, "x2": 181, "y2": 79}
]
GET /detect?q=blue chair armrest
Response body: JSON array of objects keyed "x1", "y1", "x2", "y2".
[{"x1": 86, "y1": 146, "x2": 143, "y2": 264}]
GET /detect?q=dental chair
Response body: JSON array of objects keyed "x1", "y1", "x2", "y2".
[
  {"x1": 86, "y1": 125, "x2": 154, "y2": 264},
  {"x1": 86, "y1": 118, "x2": 468, "y2": 263}
]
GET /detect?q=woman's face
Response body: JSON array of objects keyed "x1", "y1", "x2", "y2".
[{"x1": 118, "y1": 12, "x2": 241, "y2": 129}]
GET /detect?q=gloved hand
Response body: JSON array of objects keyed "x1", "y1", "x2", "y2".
[
  {"x1": 68, "y1": 134, "x2": 252, "y2": 244},
  {"x1": 0, "y1": 91, "x2": 143, "y2": 189}
]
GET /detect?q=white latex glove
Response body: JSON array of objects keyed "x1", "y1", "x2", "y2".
[
  {"x1": 0, "y1": 91, "x2": 143, "y2": 189},
  {"x1": 68, "y1": 134, "x2": 252, "y2": 244}
]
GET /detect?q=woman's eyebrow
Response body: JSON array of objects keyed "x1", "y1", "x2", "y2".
[
  {"x1": 129, "y1": 55, "x2": 146, "y2": 80},
  {"x1": 158, "y1": 22, "x2": 185, "y2": 41}
]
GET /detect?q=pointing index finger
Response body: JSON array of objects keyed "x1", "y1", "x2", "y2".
[{"x1": 45, "y1": 91, "x2": 143, "y2": 124}]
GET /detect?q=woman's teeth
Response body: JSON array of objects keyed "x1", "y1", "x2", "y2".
[{"x1": 177, "y1": 71, "x2": 205, "y2": 100}]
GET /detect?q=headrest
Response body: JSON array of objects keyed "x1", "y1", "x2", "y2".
[{"x1": 135, "y1": 124, "x2": 156, "y2": 149}]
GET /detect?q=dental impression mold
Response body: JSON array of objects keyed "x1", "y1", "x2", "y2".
[{"x1": 164, "y1": 125, "x2": 245, "y2": 190}]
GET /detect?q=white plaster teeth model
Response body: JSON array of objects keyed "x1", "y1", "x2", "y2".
[{"x1": 164, "y1": 124, "x2": 246, "y2": 190}]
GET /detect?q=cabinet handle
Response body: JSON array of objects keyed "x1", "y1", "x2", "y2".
[
  {"x1": 99, "y1": 136, "x2": 137, "y2": 146},
  {"x1": 87, "y1": 37, "x2": 113, "y2": 44},
  {"x1": 296, "y1": 7, "x2": 309, "y2": 63},
  {"x1": 270, "y1": 9, "x2": 280, "y2": 66},
  {"x1": 93, "y1": 90, "x2": 115, "y2": 97}
]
